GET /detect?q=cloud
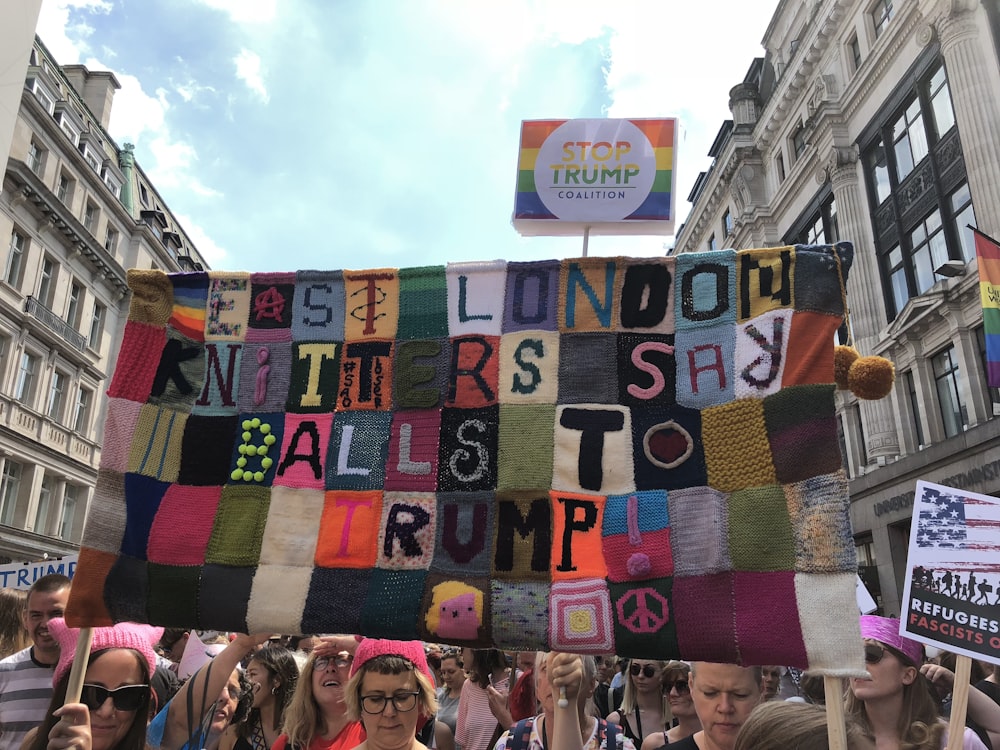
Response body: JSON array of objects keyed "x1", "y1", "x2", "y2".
[
  {"x1": 193, "y1": 0, "x2": 277, "y2": 25},
  {"x1": 233, "y1": 48, "x2": 268, "y2": 103},
  {"x1": 173, "y1": 211, "x2": 229, "y2": 266},
  {"x1": 35, "y1": 0, "x2": 111, "y2": 62}
]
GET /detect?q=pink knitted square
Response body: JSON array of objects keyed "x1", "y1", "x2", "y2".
[
  {"x1": 734, "y1": 570, "x2": 808, "y2": 668},
  {"x1": 100, "y1": 398, "x2": 144, "y2": 472},
  {"x1": 273, "y1": 413, "x2": 333, "y2": 490},
  {"x1": 107, "y1": 321, "x2": 166, "y2": 402},
  {"x1": 146, "y1": 484, "x2": 222, "y2": 565},
  {"x1": 385, "y1": 410, "x2": 441, "y2": 491},
  {"x1": 549, "y1": 578, "x2": 614, "y2": 653}
]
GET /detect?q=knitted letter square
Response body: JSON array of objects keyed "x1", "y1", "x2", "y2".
[
  {"x1": 432, "y1": 491, "x2": 494, "y2": 576},
  {"x1": 616, "y1": 259, "x2": 675, "y2": 334},
  {"x1": 393, "y1": 339, "x2": 449, "y2": 409},
  {"x1": 550, "y1": 491, "x2": 607, "y2": 581},
  {"x1": 385, "y1": 409, "x2": 442, "y2": 491},
  {"x1": 238, "y1": 341, "x2": 293, "y2": 412},
  {"x1": 498, "y1": 331, "x2": 560, "y2": 405},
  {"x1": 376, "y1": 491, "x2": 437, "y2": 570},
  {"x1": 503, "y1": 261, "x2": 560, "y2": 333},
  {"x1": 343, "y1": 269, "x2": 399, "y2": 340},
  {"x1": 674, "y1": 323, "x2": 735, "y2": 409},
  {"x1": 736, "y1": 247, "x2": 794, "y2": 322},
  {"x1": 247, "y1": 272, "x2": 296, "y2": 339},
  {"x1": 437, "y1": 406, "x2": 499, "y2": 492},
  {"x1": 287, "y1": 342, "x2": 340, "y2": 413},
  {"x1": 446, "y1": 260, "x2": 506, "y2": 337},
  {"x1": 191, "y1": 343, "x2": 244, "y2": 415},
  {"x1": 148, "y1": 330, "x2": 205, "y2": 412},
  {"x1": 674, "y1": 252, "x2": 736, "y2": 331},
  {"x1": 273, "y1": 414, "x2": 333, "y2": 490},
  {"x1": 314, "y1": 490, "x2": 382, "y2": 568},
  {"x1": 553, "y1": 404, "x2": 634, "y2": 495},
  {"x1": 226, "y1": 413, "x2": 286, "y2": 487},
  {"x1": 618, "y1": 333, "x2": 676, "y2": 408},
  {"x1": 493, "y1": 492, "x2": 552, "y2": 581},
  {"x1": 734, "y1": 309, "x2": 791, "y2": 400},
  {"x1": 339, "y1": 339, "x2": 394, "y2": 410},
  {"x1": 559, "y1": 258, "x2": 619, "y2": 332},
  {"x1": 205, "y1": 273, "x2": 251, "y2": 341},
  {"x1": 324, "y1": 411, "x2": 392, "y2": 490},
  {"x1": 446, "y1": 335, "x2": 500, "y2": 408},
  {"x1": 291, "y1": 270, "x2": 345, "y2": 342}
]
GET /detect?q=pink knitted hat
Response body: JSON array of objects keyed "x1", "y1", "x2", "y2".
[
  {"x1": 859, "y1": 615, "x2": 923, "y2": 667},
  {"x1": 48, "y1": 617, "x2": 164, "y2": 687},
  {"x1": 349, "y1": 638, "x2": 435, "y2": 687}
]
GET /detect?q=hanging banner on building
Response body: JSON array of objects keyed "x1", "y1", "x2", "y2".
[
  {"x1": 973, "y1": 228, "x2": 1000, "y2": 388},
  {"x1": 513, "y1": 118, "x2": 677, "y2": 237},
  {"x1": 901, "y1": 480, "x2": 1000, "y2": 665}
]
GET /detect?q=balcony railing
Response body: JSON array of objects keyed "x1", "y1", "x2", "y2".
[{"x1": 24, "y1": 296, "x2": 87, "y2": 352}]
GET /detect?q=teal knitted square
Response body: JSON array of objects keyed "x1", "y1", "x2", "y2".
[{"x1": 361, "y1": 569, "x2": 428, "y2": 638}]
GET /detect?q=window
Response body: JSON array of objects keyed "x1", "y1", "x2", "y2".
[
  {"x1": 102, "y1": 170, "x2": 122, "y2": 200},
  {"x1": 928, "y1": 65, "x2": 955, "y2": 138},
  {"x1": 27, "y1": 141, "x2": 44, "y2": 175},
  {"x1": 909, "y1": 210, "x2": 948, "y2": 295},
  {"x1": 872, "y1": 0, "x2": 893, "y2": 38},
  {"x1": 866, "y1": 138, "x2": 891, "y2": 205},
  {"x1": 849, "y1": 35, "x2": 862, "y2": 72},
  {"x1": 951, "y1": 183, "x2": 976, "y2": 263},
  {"x1": 933, "y1": 346, "x2": 967, "y2": 438},
  {"x1": 84, "y1": 202, "x2": 98, "y2": 233},
  {"x1": 891, "y1": 99, "x2": 929, "y2": 183},
  {"x1": 139, "y1": 184, "x2": 149, "y2": 207},
  {"x1": 722, "y1": 209, "x2": 733, "y2": 237},
  {"x1": 81, "y1": 143, "x2": 102, "y2": 173},
  {"x1": 792, "y1": 124, "x2": 807, "y2": 160},
  {"x1": 853, "y1": 404, "x2": 868, "y2": 466},
  {"x1": 57, "y1": 172, "x2": 74, "y2": 204},
  {"x1": 775, "y1": 152, "x2": 786, "y2": 182},
  {"x1": 837, "y1": 416, "x2": 849, "y2": 474},
  {"x1": 27, "y1": 78, "x2": 56, "y2": 114},
  {"x1": 66, "y1": 282, "x2": 83, "y2": 327},
  {"x1": 975, "y1": 326, "x2": 1000, "y2": 408},
  {"x1": 904, "y1": 370, "x2": 926, "y2": 447},
  {"x1": 73, "y1": 386, "x2": 93, "y2": 433},
  {"x1": 4, "y1": 230, "x2": 26, "y2": 286},
  {"x1": 37, "y1": 257, "x2": 56, "y2": 307},
  {"x1": 0, "y1": 461, "x2": 22, "y2": 526},
  {"x1": 88, "y1": 303, "x2": 105, "y2": 350},
  {"x1": 34, "y1": 476, "x2": 53, "y2": 534},
  {"x1": 60, "y1": 485, "x2": 78, "y2": 540},
  {"x1": 104, "y1": 227, "x2": 118, "y2": 254},
  {"x1": 47, "y1": 371, "x2": 66, "y2": 422},
  {"x1": 707, "y1": 234, "x2": 718, "y2": 252},
  {"x1": 56, "y1": 113, "x2": 81, "y2": 146}
]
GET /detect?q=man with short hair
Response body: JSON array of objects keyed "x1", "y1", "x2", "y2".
[
  {"x1": 0, "y1": 574, "x2": 70, "y2": 750},
  {"x1": 667, "y1": 662, "x2": 761, "y2": 750}
]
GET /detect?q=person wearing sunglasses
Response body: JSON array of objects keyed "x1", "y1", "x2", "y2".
[
  {"x1": 607, "y1": 660, "x2": 669, "y2": 745},
  {"x1": 640, "y1": 662, "x2": 700, "y2": 750},
  {"x1": 272, "y1": 651, "x2": 364, "y2": 750}
]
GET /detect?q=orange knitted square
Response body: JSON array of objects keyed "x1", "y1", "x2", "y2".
[
  {"x1": 315, "y1": 490, "x2": 382, "y2": 568},
  {"x1": 550, "y1": 490, "x2": 607, "y2": 581}
]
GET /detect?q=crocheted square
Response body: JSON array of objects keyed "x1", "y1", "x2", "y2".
[
  {"x1": 734, "y1": 309, "x2": 792, "y2": 400},
  {"x1": 701, "y1": 399, "x2": 775, "y2": 492},
  {"x1": 236, "y1": 342, "x2": 292, "y2": 412},
  {"x1": 783, "y1": 311, "x2": 839, "y2": 386},
  {"x1": 325, "y1": 411, "x2": 392, "y2": 490},
  {"x1": 503, "y1": 261, "x2": 560, "y2": 333},
  {"x1": 674, "y1": 251, "x2": 736, "y2": 331},
  {"x1": 792, "y1": 243, "x2": 853, "y2": 316},
  {"x1": 498, "y1": 331, "x2": 560, "y2": 405},
  {"x1": 146, "y1": 484, "x2": 222, "y2": 566},
  {"x1": 169, "y1": 272, "x2": 208, "y2": 341},
  {"x1": 674, "y1": 323, "x2": 735, "y2": 409},
  {"x1": 431, "y1": 492, "x2": 494, "y2": 576},
  {"x1": 376, "y1": 492, "x2": 437, "y2": 570},
  {"x1": 632, "y1": 405, "x2": 707, "y2": 491},
  {"x1": 446, "y1": 260, "x2": 506, "y2": 336},
  {"x1": 274, "y1": 414, "x2": 333, "y2": 490},
  {"x1": 550, "y1": 491, "x2": 607, "y2": 581},
  {"x1": 727, "y1": 484, "x2": 795, "y2": 571},
  {"x1": 437, "y1": 406, "x2": 498, "y2": 492},
  {"x1": 226, "y1": 413, "x2": 285, "y2": 486},
  {"x1": 147, "y1": 563, "x2": 201, "y2": 627},
  {"x1": 784, "y1": 471, "x2": 855, "y2": 573},
  {"x1": 121, "y1": 473, "x2": 170, "y2": 560},
  {"x1": 199, "y1": 564, "x2": 254, "y2": 633},
  {"x1": 446, "y1": 335, "x2": 500, "y2": 407},
  {"x1": 557, "y1": 333, "x2": 618, "y2": 404},
  {"x1": 608, "y1": 577, "x2": 678, "y2": 658},
  {"x1": 490, "y1": 580, "x2": 550, "y2": 650},
  {"x1": 343, "y1": 268, "x2": 399, "y2": 340},
  {"x1": 393, "y1": 339, "x2": 450, "y2": 409},
  {"x1": 339, "y1": 339, "x2": 394, "y2": 410},
  {"x1": 205, "y1": 273, "x2": 251, "y2": 341},
  {"x1": 559, "y1": 258, "x2": 620, "y2": 332},
  {"x1": 63, "y1": 547, "x2": 115, "y2": 627},
  {"x1": 734, "y1": 570, "x2": 808, "y2": 667},
  {"x1": 287, "y1": 341, "x2": 341, "y2": 413},
  {"x1": 616, "y1": 259, "x2": 676, "y2": 334},
  {"x1": 190, "y1": 343, "x2": 243, "y2": 416},
  {"x1": 301, "y1": 567, "x2": 371, "y2": 634},
  {"x1": 101, "y1": 398, "x2": 144, "y2": 473},
  {"x1": 204, "y1": 484, "x2": 270, "y2": 566},
  {"x1": 127, "y1": 404, "x2": 188, "y2": 482},
  {"x1": 247, "y1": 272, "x2": 295, "y2": 340},
  {"x1": 553, "y1": 404, "x2": 634, "y2": 495},
  {"x1": 497, "y1": 404, "x2": 554, "y2": 490},
  {"x1": 735, "y1": 247, "x2": 794, "y2": 322},
  {"x1": 549, "y1": 578, "x2": 614, "y2": 653},
  {"x1": 147, "y1": 331, "x2": 205, "y2": 412},
  {"x1": 247, "y1": 564, "x2": 313, "y2": 635},
  {"x1": 602, "y1": 491, "x2": 672, "y2": 582},
  {"x1": 361, "y1": 568, "x2": 428, "y2": 638},
  {"x1": 127, "y1": 269, "x2": 173, "y2": 326},
  {"x1": 672, "y1": 572, "x2": 738, "y2": 662},
  {"x1": 81, "y1": 470, "x2": 127, "y2": 554},
  {"x1": 385, "y1": 410, "x2": 441, "y2": 491},
  {"x1": 795, "y1": 571, "x2": 866, "y2": 676},
  {"x1": 258, "y1": 486, "x2": 325, "y2": 566},
  {"x1": 420, "y1": 574, "x2": 491, "y2": 645},
  {"x1": 314, "y1": 490, "x2": 382, "y2": 568},
  {"x1": 397, "y1": 266, "x2": 449, "y2": 339},
  {"x1": 104, "y1": 555, "x2": 149, "y2": 624},
  {"x1": 618, "y1": 333, "x2": 676, "y2": 407},
  {"x1": 764, "y1": 384, "x2": 841, "y2": 484},
  {"x1": 292, "y1": 270, "x2": 345, "y2": 342},
  {"x1": 107, "y1": 321, "x2": 166, "y2": 402},
  {"x1": 668, "y1": 486, "x2": 731, "y2": 576},
  {"x1": 493, "y1": 491, "x2": 552, "y2": 581}
]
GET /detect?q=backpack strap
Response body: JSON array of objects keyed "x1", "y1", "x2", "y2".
[{"x1": 506, "y1": 717, "x2": 535, "y2": 750}]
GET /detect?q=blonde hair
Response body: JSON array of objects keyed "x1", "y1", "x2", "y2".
[
  {"x1": 423, "y1": 581, "x2": 483, "y2": 637},
  {"x1": 0, "y1": 589, "x2": 29, "y2": 659},
  {"x1": 619, "y1": 659, "x2": 670, "y2": 725},
  {"x1": 344, "y1": 655, "x2": 437, "y2": 722},
  {"x1": 282, "y1": 653, "x2": 340, "y2": 749},
  {"x1": 735, "y1": 701, "x2": 874, "y2": 750}
]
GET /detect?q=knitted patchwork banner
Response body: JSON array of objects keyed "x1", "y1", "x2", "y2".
[{"x1": 67, "y1": 244, "x2": 866, "y2": 674}]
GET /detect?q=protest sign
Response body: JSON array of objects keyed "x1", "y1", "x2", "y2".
[{"x1": 0, "y1": 555, "x2": 77, "y2": 589}]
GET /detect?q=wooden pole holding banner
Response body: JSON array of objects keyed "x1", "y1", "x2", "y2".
[
  {"x1": 823, "y1": 676, "x2": 848, "y2": 750},
  {"x1": 947, "y1": 655, "x2": 972, "y2": 750},
  {"x1": 64, "y1": 627, "x2": 94, "y2": 704}
]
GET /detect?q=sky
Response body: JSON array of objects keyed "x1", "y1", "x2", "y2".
[{"x1": 34, "y1": 0, "x2": 778, "y2": 272}]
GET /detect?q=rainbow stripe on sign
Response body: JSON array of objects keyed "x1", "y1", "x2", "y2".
[{"x1": 974, "y1": 228, "x2": 1000, "y2": 387}]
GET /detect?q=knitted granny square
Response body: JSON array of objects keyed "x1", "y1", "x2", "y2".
[
  {"x1": 104, "y1": 555, "x2": 149, "y2": 624},
  {"x1": 300, "y1": 567, "x2": 371, "y2": 635},
  {"x1": 668, "y1": 486, "x2": 732, "y2": 576},
  {"x1": 764, "y1": 384, "x2": 841, "y2": 484},
  {"x1": 127, "y1": 404, "x2": 188, "y2": 482},
  {"x1": 199, "y1": 564, "x2": 254, "y2": 633},
  {"x1": 292, "y1": 270, "x2": 345, "y2": 342},
  {"x1": 226, "y1": 412, "x2": 285, "y2": 486},
  {"x1": 397, "y1": 266, "x2": 449, "y2": 340},
  {"x1": 100, "y1": 398, "x2": 144, "y2": 473},
  {"x1": 553, "y1": 404, "x2": 634, "y2": 495},
  {"x1": 127, "y1": 269, "x2": 173, "y2": 326},
  {"x1": 339, "y1": 339, "x2": 394, "y2": 410},
  {"x1": 784, "y1": 471, "x2": 855, "y2": 573},
  {"x1": 314, "y1": 490, "x2": 382, "y2": 568},
  {"x1": 147, "y1": 563, "x2": 201, "y2": 627},
  {"x1": 557, "y1": 333, "x2": 618, "y2": 404},
  {"x1": 602, "y1": 491, "x2": 672, "y2": 582},
  {"x1": 490, "y1": 580, "x2": 550, "y2": 650},
  {"x1": 258, "y1": 486, "x2": 325, "y2": 566},
  {"x1": 727, "y1": 484, "x2": 795, "y2": 571},
  {"x1": 431, "y1": 492, "x2": 494, "y2": 576},
  {"x1": 608, "y1": 577, "x2": 678, "y2": 658},
  {"x1": 497, "y1": 404, "x2": 554, "y2": 491},
  {"x1": 146, "y1": 484, "x2": 222, "y2": 566},
  {"x1": 733, "y1": 570, "x2": 808, "y2": 667},
  {"x1": 437, "y1": 406, "x2": 499, "y2": 492},
  {"x1": 503, "y1": 261, "x2": 560, "y2": 333},
  {"x1": 121, "y1": 473, "x2": 170, "y2": 560},
  {"x1": 672, "y1": 572, "x2": 738, "y2": 662},
  {"x1": 205, "y1": 273, "x2": 251, "y2": 341},
  {"x1": 247, "y1": 564, "x2": 313, "y2": 635},
  {"x1": 204, "y1": 484, "x2": 270, "y2": 567},
  {"x1": 794, "y1": 571, "x2": 866, "y2": 676},
  {"x1": 247, "y1": 272, "x2": 295, "y2": 339},
  {"x1": 632, "y1": 405, "x2": 707, "y2": 491},
  {"x1": 498, "y1": 331, "x2": 560, "y2": 405},
  {"x1": 735, "y1": 247, "x2": 794, "y2": 322},
  {"x1": 420, "y1": 574, "x2": 491, "y2": 645},
  {"x1": 446, "y1": 335, "x2": 500, "y2": 408},
  {"x1": 393, "y1": 339, "x2": 450, "y2": 410},
  {"x1": 493, "y1": 491, "x2": 552, "y2": 581},
  {"x1": 549, "y1": 578, "x2": 614, "y2": 653},
  {"x1": 63, "y1": 547, "x2": 116, "y2": 627},
  {"x1": 618, "y1": 333, "x2": 676, "y2": 408},
  {"x1": 169, "y1": 271, "x2": 209, "y2": 342},
  {"x1": 674, "y1": 323, "x2": 735, "y2": 409},
  {"x1": 190, "y1": 343, "x2": 243, "y2": 416},
  {"x1": 446, "y1": 260, "x2": 506, "y2": 337},
  {"x1": 148, "y1": 331, "x2": 205, "y2": 412},
  {"x1": 361, "y1": 568, "x2": 428, "y2": 638},
  {"x1": 325, "y1": 411, "x2": 392, "y2": 490},
  {"x1": 701, "y1": 399, "x2": 775, "y2": 492},
  {"x1": 559, "y1": 258, "x2": 620, "y2": 332},
  {"x1": 287, "y1": 341, "x2": 341, "y2": 413},
  {"x1": 783, "y1": 311, "x2": 840, "y2": 386},
  {"x1": 616, "y1": 259, "x2": 675, "y2": 334},
  {"x1": 385, "y1": 410, "x2": 442, "y2": 491},
  {"x1": 274, "y1": 414, "x2": 333, "y2": 490},
  {"x1": 550, "y1": 491, "x2": 607, "y2": 581},
  {"x1": 792, "y1": 243, "x2": 854, "y2": 316},
  {"x1": 81, "y1": 470, "x2": 127, "y2": 554},
  {"x1": 107, "y1": 321, "x2": 166, "y2": 402},
  {"x1": 376, "y1": 492, "x2": 437, "y2": 570},
  {"x1": 236, "y1": 342, "x2": 293, "y2": 413},
  {"x1": 734, "y1": 309, "x2": 792, "y2": 400},
  {"x1": 674, "y1": 251, "x2": 736, "y2": 331},
  {"x1": 343, "y1": 268, "x2": 399, "y2": 340}
]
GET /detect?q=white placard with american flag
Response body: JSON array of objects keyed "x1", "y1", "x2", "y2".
[{"x1": 901, "y1": 481, "x2": 1000, "y2": 665}]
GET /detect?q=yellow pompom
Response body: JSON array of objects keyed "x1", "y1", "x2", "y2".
[
  {"x1": 834, "y1": 345, "x2": 859, "y2": 390},
  {"x1": 848, "y1": 356, "x2": 895, "y2": 400}
]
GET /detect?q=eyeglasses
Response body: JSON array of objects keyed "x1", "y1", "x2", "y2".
[
  {"x1": 864, "y1": 642, "x2": 889, "y2": 664},
  {"x1": 80, "y1": 684, "x2": 149, "y2": 712},
  {"x1": 663, "y1": 680, "x2": 689, "y2": 694},
  {"x1": 630, "y1": 664, "x2": 658, "y2": 679},
  {"x1": 360, "y1": 692, "x2": 421, "y2": 714},
  {"x1": 314, "y1": 654, "x2": 353, "y2": 672}
]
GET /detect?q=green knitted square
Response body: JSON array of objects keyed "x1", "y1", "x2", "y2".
[
  {"x1": 205, "y1": 484, "x2": 271, "y2": 566},
  {"x1": 497, "y1": 404, "x2": 554, "y2": 490},
  {"x1": 728, "y1": 484, "x2": 795, "y2": 571},
  {"x1": 397, "y1": 266, "x2": 448, "y2": 340}
]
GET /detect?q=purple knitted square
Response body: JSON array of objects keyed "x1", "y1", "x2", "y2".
[
  {"x1": 101, "y1": 398, "x2": 144, "y2": 473},
  {"x1": 238, "y1": 341, "x2": 293, "y2": 413},
  {"x1": 734, "y1": 570, "x2": 808, "y2": 668},
  {"x1": 292, "y1": 270, "x2": 345, "y2": 342},
  {"x1": 431, "y1": 492, "x2": 494, "y2": 576},
  {"x1": 503, "y1": 260, "x2": 560, "y2": 333},
  {"x1": 490, "y1": 580, "x2": 550, "y2": 650},
  {"x1": 672, "y1": 572, "x2": 738, "y2": 662}
]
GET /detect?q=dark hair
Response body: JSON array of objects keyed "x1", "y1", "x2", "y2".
[
  {"x1": 467, "y1": 649, "x2": 506, "y2": 689},
  {"x1": 240, "y1": 645, "x2": 299, "y2": 735},
  {"x1": 27, "y1": 574, "x2": 71, "y2": 600}
]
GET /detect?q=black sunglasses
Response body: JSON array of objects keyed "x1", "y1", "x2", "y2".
[
  {"x1": 864, "y1": 642, "x2": 894, "y2": 664},
  {"x1": 663, "y1": 680, "x2": 689, "y2": 694},
  {"x1": 80, "y1": 684, "x2": 149, "y2": 712},
  {"x1": 630, "y1": 663, "x2": 658, "y2": 678}
]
